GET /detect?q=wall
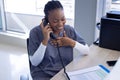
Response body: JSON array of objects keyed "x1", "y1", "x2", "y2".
[
  {"x1": 0, "y1": 1, "x2": 1, "y2": 28},
  {"x1": 0, "y1": 6, "x2": 2, "y2": 29},
  {"x1": 74, "y1": 0, "x2": 97, "y2": 45}
]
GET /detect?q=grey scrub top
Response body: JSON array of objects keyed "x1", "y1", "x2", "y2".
[{"x1": 29, "y1": 25, "x2": 85, "y2": 80}]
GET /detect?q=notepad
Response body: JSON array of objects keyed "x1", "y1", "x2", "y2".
[{"x1": 66, "y1": 65, "x2": 110, "y2": 80}]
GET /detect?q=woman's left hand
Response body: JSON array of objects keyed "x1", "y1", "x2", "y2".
[{"x1": 51, "y1": 31, "x2": 75, "y2": 47}]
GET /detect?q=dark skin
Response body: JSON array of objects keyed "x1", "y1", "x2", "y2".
[{"x1": 40, "y1": 8, "x2": 75, "y2": 47}]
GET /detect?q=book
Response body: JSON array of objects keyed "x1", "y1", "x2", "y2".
[{"x1": 66, "y1": 65, "x2": 110, "y2": 80}]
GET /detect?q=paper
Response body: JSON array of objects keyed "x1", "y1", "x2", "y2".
[
  {"x1": 104, "y1": 57, "x2": 120, "y2": 80},
  {"x1": 67, "y1": 65, "x2": 109, "y2": 80}
]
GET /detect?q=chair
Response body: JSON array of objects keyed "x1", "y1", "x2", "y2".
[
  {"x1": 27, "y1": 38, "x2": 32, "y2": 69},
  {"x1": 93, "y1": 22, "x2": 100, "y2": 45},
  {"x1": 26, "y1": 38, "x2": 32, "y2": 77}
]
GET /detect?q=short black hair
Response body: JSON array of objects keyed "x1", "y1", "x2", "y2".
[{"x1": 44, "y1": 1, "x2": 63, "y2": 20}]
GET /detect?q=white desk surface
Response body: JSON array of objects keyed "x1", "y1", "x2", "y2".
[{"x1": 51, "y1": 44, "x2": 120, "y2": 80}]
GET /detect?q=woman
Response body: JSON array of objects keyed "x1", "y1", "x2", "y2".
[{"x1": 28, "y1": 1, "x2": 89, "y2": 80}]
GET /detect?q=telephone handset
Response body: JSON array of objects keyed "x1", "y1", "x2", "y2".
[
  {"x1": 43, "y1": 18, "x2": 48, "y2": 27},
  {"x1": 43, "y1": 18, "x2": 56, "y2": 39}
]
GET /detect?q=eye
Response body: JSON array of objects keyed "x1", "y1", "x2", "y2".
[
  {"x1": 61, "y1": 17, "x2": 66, "y2": 21},
  {"x1": 62, "y1": 18, "x2": 65, "y2": 21},
  {"x1": 53, "y1": 19, "x2": 58, "y2": 23}
]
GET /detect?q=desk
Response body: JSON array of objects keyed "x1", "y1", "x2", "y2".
[{"x1": 51, "y1": 44, "x2": 120, "y2": 80}]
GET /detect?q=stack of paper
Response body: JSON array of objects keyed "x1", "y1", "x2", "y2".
[{"x1": 66, "y1": 65, "x2": 109, "y2": 80}]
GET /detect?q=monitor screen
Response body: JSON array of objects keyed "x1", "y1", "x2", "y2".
[{"x1": 99, "y1": 17, "x2": 120, "y2": 51}]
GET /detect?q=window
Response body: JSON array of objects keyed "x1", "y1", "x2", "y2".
[
  {"x1": 1, "y1": 0, "x2": 74, "y2": 35},
  {"x1": 111, "y1": 0, "x2": 120, "y2": 11}
]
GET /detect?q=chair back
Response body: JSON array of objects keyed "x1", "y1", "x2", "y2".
[{"x1": 26, "y1": 38, "x2": 32, "y2": 73}]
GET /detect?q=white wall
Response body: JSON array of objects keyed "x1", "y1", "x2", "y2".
[{"x1": 74, "y1": 0, "x2": 97, "y2": 45}]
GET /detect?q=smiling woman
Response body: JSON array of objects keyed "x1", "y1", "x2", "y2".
[{"x1": 28, "y1": 1, "x2": 89, "y2": 80}]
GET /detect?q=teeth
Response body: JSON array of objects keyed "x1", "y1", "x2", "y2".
[{"x1": 58, "y1": 27, "x2": 63, "y2": 29}]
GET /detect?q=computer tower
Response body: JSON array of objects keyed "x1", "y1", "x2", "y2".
[{"x1": 99, "y1": 17, "x2": 120, "y2": 51}]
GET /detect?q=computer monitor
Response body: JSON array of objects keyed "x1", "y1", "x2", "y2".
[
  {"x1": 99, "y1": 16, "x2": 120, "y2": 51},
  {"x1": 107, "y1": 11, "x2": 120, "y2": 19}
]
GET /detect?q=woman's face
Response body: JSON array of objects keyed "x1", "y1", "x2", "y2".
[{"x1": 48, "y1": 8, "x2": 66, "y2": 33}]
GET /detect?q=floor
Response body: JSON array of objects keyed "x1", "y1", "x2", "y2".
[{"x1": 0, "y1": 43, "x2": 32, "y2": 80}]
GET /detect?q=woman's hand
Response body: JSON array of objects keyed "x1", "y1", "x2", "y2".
[
  {"x1": 51, "y1": 31, "x2": 75, "y2": 47},
  {"x1": 40, "y1": 20, "x2": 53, "y2": 45}
]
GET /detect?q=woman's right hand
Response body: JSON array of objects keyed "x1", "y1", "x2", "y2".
[{"x1": 40, "y1": 21, "x2": 53, "y2": 45}]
